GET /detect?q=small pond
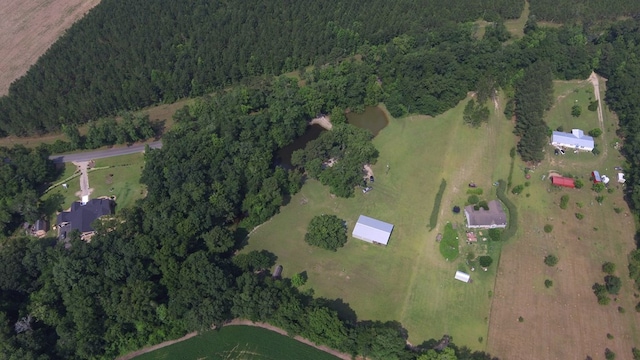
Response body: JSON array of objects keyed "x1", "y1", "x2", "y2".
[
  {"x1": 346, "y1": 106, "x2": 389, "y2": 136},
  {"x1": 276, "y1": 124, "x2": 325, "y2": 169}
]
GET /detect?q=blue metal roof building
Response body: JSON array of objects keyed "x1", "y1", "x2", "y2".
[
  {"x1": 352, "y1": 215, "x2": 394, "y2": 246},
  {"x1": 551, "y1": 129, "x2": 594, "y2": 151}
]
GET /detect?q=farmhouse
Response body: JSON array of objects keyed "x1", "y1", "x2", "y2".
[
  {"x1": 464, "y1": 200, "x2": 507, "y2": 229},
  {"x1": 551, "y1": 176, "x2": 575, "y2": 188},
  {"x1": 56, "y1": 198, "x2": 114, "y2": 239},
  {"x1": 352, "y1": 215, "x2": 394, "y2": 246},
  {"x1": 551, "y1": 129, "x2": 594, "y2": 151},
  {"x1": 454, "y1": 271, "x2": 471, "y2": 283}
]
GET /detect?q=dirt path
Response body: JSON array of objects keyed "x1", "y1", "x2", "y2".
[
  {"x1": 588, "y1": 72, "x2": 608, "y2": 157},
  {"x1": 310, "y1": 115, "x2": 333, "y2": 130},
  {"x1": 0, "y1": 0, "x2": 100, "y2": 95},
  {"x1": 116, "y1": 319, "x2": 352, "y2": 360}
]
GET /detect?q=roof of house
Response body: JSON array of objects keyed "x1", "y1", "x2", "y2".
[
  {"x1": 551, "y1": 129, "x2": 594, "y2": 149},
  {"x1": 34, "y1": 219, "x2": 48, "y2": 231},
  {"x1": 352, "y1": 215, "x2": 394, "y2": 245},
  {"x1": 56, "y1": 198, "x2": 114, "y2": 233},
  {"x1": 455, "y1": 271, "x2": 470, "y2": 283},
  {"x1": 551, "y1": 176, "x2": 575, "y2": 188},
  {"x1": 464, "y1": 200, "x2": 507, "y2": 227}
]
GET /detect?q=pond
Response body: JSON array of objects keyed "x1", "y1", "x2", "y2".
[
  {"x1": 346, "y1": 106, "x2": 389, "y2": 136},
  {"x1": 276, "y1": 124, "x2": 325, "y2": 169}
]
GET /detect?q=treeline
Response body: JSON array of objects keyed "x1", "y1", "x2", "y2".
[
  {"x1": 0, "y1": 82, "x2": 495, "y2": 359},
  {"x1": 0, "y1": 0, "x2": 524, "y2": 136},
  {"x1": 529, "y1": 0, "x2": 640, "y2": 23},
  {"x1": 0, "y1": 146, "x2": 57, "y2": 237}
]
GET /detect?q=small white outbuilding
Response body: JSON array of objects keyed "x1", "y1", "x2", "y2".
[
  {"x1": 352, "y1": 215, "x2": 394, "y2": 246},
  {"x1": 618, "y1": 173, "x2": 626, "y2": 184},
  {"x1": 454, "y1": 271, "x2": 471, "y2": 283}
]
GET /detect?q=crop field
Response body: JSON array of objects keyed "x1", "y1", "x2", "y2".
[
  {"x1": 245, "y1": 100, "x2": 515, "y2": 348},
  {"x1": 487, "y1": 78, "x2": 640, "y2": 359},
  {"x1": 136, "y1": 326, "x2": 338, "y2": 360},
  {"x1": 0, "y1": 0, "x2": 100, "y2": 96}
]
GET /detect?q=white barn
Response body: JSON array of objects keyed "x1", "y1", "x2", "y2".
[
  {"x1": 551, "y1": 129, "x2": 594, "y2": 151},
  {"x1": 352, "y1": 215, "x2": 394, "y2": 246},
  {"x1": 454, "y1": 271, "x2": 471, "y2": 283}
]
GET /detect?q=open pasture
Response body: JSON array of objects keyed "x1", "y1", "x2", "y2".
[
  {"x1": 487, "y1": 79, "x2": 640, "y2": 359},
  {"x1": 245, "y1": 99, "x2": 515, "y2": 348}
]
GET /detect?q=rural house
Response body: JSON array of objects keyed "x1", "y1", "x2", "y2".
[
  {"x1": 464, "y1": 200, "x2": 507, "y2": 229},
  {"x1": 551, "y1": 129, "x2": 594, "y2": 151},
  {"x1": 352, "y1": 215, "x2": 394, "y2": 246},
  {"x1": 551, "y1": 176, "x2": 575, "y2": 188},
  {"x1": 56, "y1": 198, "x2": 114, "y2": 240}
]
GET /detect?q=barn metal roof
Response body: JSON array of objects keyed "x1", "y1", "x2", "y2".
[
  {"x1": 551, "y1": 130, "x2": 594, "y2": 150},
  {"x1": 352, "y1": 215, "x2": 394, "y2": 245}
]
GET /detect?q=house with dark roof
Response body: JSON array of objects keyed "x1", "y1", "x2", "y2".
[
  {"x1": 56, "y1": 198, "x2": 114, "y2": 239},
  {"x1": 464, "y1": 200, "x2": 507, "y2": 229}
]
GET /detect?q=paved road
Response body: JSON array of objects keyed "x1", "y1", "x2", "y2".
[{"x1": 49, "y1": 141, "x2": 162, "y2": 163}]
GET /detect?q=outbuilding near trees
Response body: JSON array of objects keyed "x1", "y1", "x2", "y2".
[{"x1": 352, "y1": 215, "x2": 394, "y2": 246}]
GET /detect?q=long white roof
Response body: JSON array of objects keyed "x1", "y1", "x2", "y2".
[
  {"x1": 551, "y1": 129, "x2": 594, "y2": 149},
  {"x1": 352, "y1": 215, "x2": 394, "y2": 245}
]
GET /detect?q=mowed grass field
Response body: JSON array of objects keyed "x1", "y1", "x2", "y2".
[
  {"x1": 136, "y1": 326, "x2": 338, "y2": 360},
  {"x1": 487, "y1": 77, "x2": 640, "y2": 359},
  {"x1": 244, "y1": 100, "x2": 515, "y2": 348},
  {"x1": 42, "y1": 153, "x2": 146, "y2": 216}
]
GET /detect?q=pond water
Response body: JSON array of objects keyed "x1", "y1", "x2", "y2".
[
  {"x1": 276, "y1": 124, "x2": 325, "y2": 169},
  {"x1": 346, "y1": 106, "x2": 389, "y2": 136}
]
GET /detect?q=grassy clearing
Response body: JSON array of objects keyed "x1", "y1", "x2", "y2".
[
  {"x1": 439, "y1": 223, "x2": 460, "y2": 260},
  {"x1": 136, "y1": 326, "x2": 338, "y2": 360},
  {"x1": 504, "y1": 1, "x2": 529, "y2": 39},
  {"x1": 428, "y1": 179, "x2": 447, "y2": 230},
  {"x1": 245, "y1": 99, "x2": 515, "y2": 348}
]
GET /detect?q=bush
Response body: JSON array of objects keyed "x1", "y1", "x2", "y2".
[
  {"x1": 588, "y1": 100, "x2": 598, "y2": 111},
  {"x1": 596, "y1": 195, "x2": 604, "y2": 204},
  {"x1": 589, "y1": 128, "x2": 603, "y2": 138},
  {"x1": 605, "y1": 348, "x2": 616, "y2": 360},
  {"x1": 560, "y1": 195, "x2": 569, "y2": 209},
  {"x1": 605, "y1": 275, "x2": 622, "y2": 295},
  {"x1": 544, "y1": 254, "x2": 558, "y2": 266},
  {"x1": 574, "y1": 179, "x2": 584, "y2": 189},
  {"x1": 467, "y1": 188, "x2": 483, "y2": 195},
  {"x1": 291, "y1": 272, "x2": 308, "y2": 287},
  {"x1": 575, "y1": 213, "x2": 584, "y2": 220},
  {"x1": 544, "y1": 224, "x2": 553, "y2": 233},
  {"x1": 571, "y1": 104, "x2": 582, "y2": 117},
  {"x1": 511, "y1": 184, "x2": 524, "y2": 195},
  {"x1": 304, "y1": 214, "x2": 347, "y2": 251},
  {"x1": 467, "y1": 194, "x2": 480, "y2": 204},
  {"x1": 488, "y1": 228, "x2": 501, "y2": 242},
  {"x1": 518, "y1": 316, "x2": 524, "y2": 322},
  {"x1": 602, "y1": 262, "x2": 616, "y2": 275},
  {"x1": 634, "y1": 347, "x2": 640, "y2": 360},
  {"x1": 544, "y1": 279, "x2": 553, "y2": 288},
  {"x1": 477, "y1": 200, "x2": 489, "y2": 210},
  {"x1": 479, "y1": 256, "x2": 493, "y2": 268},
  {"x1": 617, "y1": 306, "x2": 625, "y2": 313},
  {"x1": 606, "y1": 333, "x2": 614, "y2": 339},
  {"x1": 636, "y1": 302, "x2": 640, "y2": 312},
  {"x1": 593, "y1": 182, "x2": 606, "y2": 193}
]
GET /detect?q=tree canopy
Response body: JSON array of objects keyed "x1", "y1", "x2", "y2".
[{"x1": 305, "y1": 215, "x2": 348, "y2": 251}]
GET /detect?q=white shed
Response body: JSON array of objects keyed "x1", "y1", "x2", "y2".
[
  {"x1": 352, "y1": 215, "x2": 394, "y2": 246},
  {"x1": 618, "y1": 173, "x2": 626, "y2": 184},
  {"x1": 454, "y1": 271, "x2": 471, "y2": 283}
]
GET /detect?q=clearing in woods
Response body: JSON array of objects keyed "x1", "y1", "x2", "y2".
[
  {"x1": 0, "y1": 0, "x2": 100, "y2": 95},
  {"x1": 487, "y1": 78, "x2": 639, "y2": 359}
]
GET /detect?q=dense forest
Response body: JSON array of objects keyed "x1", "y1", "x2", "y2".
[
  {"x1": 3, "y1": 0, "x2": 640, "y2": 359},
  {"x1": 529, "y1": 0, "x2": 640, "y2": 23}
]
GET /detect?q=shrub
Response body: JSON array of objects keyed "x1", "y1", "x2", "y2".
[
  {"x1": 544, "y1": 254, "x2": 558, "y2": 267},
  {"x1": 596, "y1": 195, "x2": 604, "y2": 204},
  {"x1": 575, "y1": 213, "x2": 584, "y2": 220},
  {"x1": 291, "y1": 272, "x2": 308, "y2": 287},
  {"x1": 467, "y1": 194, "x2": 480, "y2": 204},
  {"x1": 602, "y1": 262, "x2": 616, "y2": 275},
  {"x1": 560, "y1": 195, "x2": 569, "y2": 209},
  {"x1": 477, "y1": 200, "x2": 489, "y2": 210},
  {"x1": 467, "y1": 188, "x2": 483, "y2": 195},
  {"x1": 588, "y1": 100, "x2": 598, "y2": 111},
  {"x1": 598, "y1": 295, "x2": 611, "y2": 305},
  {"x1": 479, "y1": 256, "x2": 493, "y2": 268},
  {"x1": 607, "y1": 188, "x2": 614, "y2": 194},
  {"x1": 606, "y1": 333, "x2": 614, "y2": 339},
  {"x1": 575, "y1": 179, "x2": 584, "y2": 189},
  {"x1": 593, "y1": 182, "x2": 605, "y2": 193},
  {"x1": 605, "y1": 275, "x2": 621, "y2": 295},
  {"x1": 544, "y1": 224, "x2": 553, "y2": 233},
  {"x1": 544, "y1": 279, "x2": 553, "y2": 288},
  {"x1": 556, "y1": 125, "x2": 564, "y2": 132},
  {"x1": 511, "y1": 184, "x2": 524, "y2": 195},
  {"x1": 634, "y1": 347, "x2": 640, "y2": 360},
  {"x1": 592, "y1": 146, "x2": 601, "y2": 156},
  {"x1": 589, "y1": 128, "x2": 602, "y2": 138},
  {"x1": 617, "y1": 306, "x2": 625, "y2": 313},
  {"x1": 613, "y1": 207, "x2": 623, "y2": 214},
  {"x1": 518, "y1": 316, "x2": 524, "y2": 322},
  {"x1": 636, "y1": 302, "x2": 640, "y2": 312},
  {"x1": 488, "y1": 229, "x2": 501, "y2": 242},
  {"x1": 304, "y1": 214, "x2": 347, "y2": 251},
  {"x1": 605, "y1": 348, "x2": 616, "y2": 360}
]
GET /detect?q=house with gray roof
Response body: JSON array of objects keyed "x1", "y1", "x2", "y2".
[
  {"x1": 464, "y1": 200, "x2": 507, "y2": 229},
  {"x1": 352, "y1": 215, "x2": 394, "y2": 246},
  {"x1": 57, "y1": 198, "x2": 114, "y2": 239},
  {"x1": 551, "y1": 129, "x2": 594, "y2": 151}
]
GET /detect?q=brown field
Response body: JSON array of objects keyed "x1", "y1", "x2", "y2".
[
  {"x1": 487, "y1": 80, "x2": 640, "y2": 359},
  {"x1": 0, "y1": 0, "x2": 101, "y2": 96}
]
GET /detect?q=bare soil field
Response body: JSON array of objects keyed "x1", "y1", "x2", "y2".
[{"x1": 0, "y1": 0, "x2": 100, "y2": 95}]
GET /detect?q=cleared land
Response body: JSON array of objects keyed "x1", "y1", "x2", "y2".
[
  {"x1": 135, "y1": 326, "x2": 338, "y2": 360},
  {"x1": 244, "y1": 100, "x2": 515, "y2": 348},
  {"x1": 0, "y1": 0, "x2": 100, "y2": 95},
  {"x1": 487, "y1": 79, "x2": 639, "y2": 359}
]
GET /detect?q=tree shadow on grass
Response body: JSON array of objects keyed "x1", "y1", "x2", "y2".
[{"x1": 312, "y1": 297, "x2": 358, "y2": 326}]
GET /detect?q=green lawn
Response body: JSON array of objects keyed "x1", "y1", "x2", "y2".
[
  {"x1": 546, "y1": 80, "x2": 600, "y2": 134},
  {"x1": 136, "y1": 326, "x2": 338, "y2": 360},
  {"x1": 439, "y1": 223, "x2": 460, "y2": 260},
  {"x1": 244, "y1": 100, "x2": 515, "y2": 348}
]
